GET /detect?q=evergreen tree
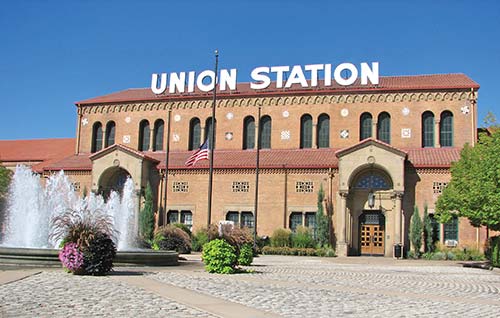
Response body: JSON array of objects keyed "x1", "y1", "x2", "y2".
[
  {"x1": 410, "y1": 206, "x2": 423, "y2": 257},
  {"x1": 139, "y1": 183, "x2": 155, "y2": 241},
  {"x1": 0, "y1": 165, "x2": 10, "y2": 198},
  {"x1": 422, "y1": 204, "x2": 433, "y2": 253},
  {"x1": 315, "y1": 184, "x2": 330, "y2": 248}
]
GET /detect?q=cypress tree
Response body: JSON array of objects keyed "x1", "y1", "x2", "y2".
[
  {"x1": 139, "y1": 183, "x2": 155, "y2": 242},
  {"x1": 410, "y1": 205, "x2": 423, "y2": 257}
]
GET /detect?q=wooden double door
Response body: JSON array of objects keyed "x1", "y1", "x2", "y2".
[{"x1": 360, "y1": 212, "x2": 385, "y2": 255}]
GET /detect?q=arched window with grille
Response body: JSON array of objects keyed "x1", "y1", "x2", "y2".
[
  {"x1": 91, "y1": 122, "x2": 103, "y2": 153},
  {"x1": 138, "y1": 120, "x2": 150, "y2": 151},
  {"x1": 422, "y1": 111, "x2": 435, "y2": 147},
  {"x1": 105, "y1": 121, "x2": 115, "y2": 148},
  {"x1": 300, "y1": 114, "x2": 313, "y2": 148},
  {"x1": 243, "y1": 116, "x2": 255, "y2": 150},
  {"x1": 260, "y1": 115, "x2": 272, "y2": 149},
  {"x1": 440, "y1": 111, "x2": 454, "y2": 147},
  {"x1": 205, "y1": 117, "x2": 216, "y2": 149},
  {"x1": 153, "y1": 119, "x2": 164, "y2": 151},
  {"x1": 377, "y1": 112, "x2": 391, "y2": 144},
  {"x1": 359, "y1": 112, "x2": 372, "y2": 141},
  {"x1": 188, "y1": 117, "x2": 201, "y2": 150},
  {"x1": 317, "y1": 114, "x2": 330, "y2": 148}
]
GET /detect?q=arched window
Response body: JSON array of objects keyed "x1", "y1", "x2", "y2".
[
  {"x1": 243, "y1": 116, "x2": 255, "y2": 150},
  {"x1": 91, "y1": 122, "x2": 103, "y2": 153},
  {"x1": 317, "y1": 114, "x2": 330, "y2": 148},
  {"x1": 138, "y1": 120, "x2": 150, "y2": 151},
  {"x1": 422, "y1": 111, "x2": 435, "y2": 148},
  {"x1": 105, "y1": 121, "x2": 115, "y2": 148},
  {"x1": 153, "y1": 119, "x2": 164, "y2": 151},
  {"x1": 300, "y1": 114, "x2": 313, "y2": 148},
  {"x1": 440, "y1": 111, "x2": 454, "y2": 147},
  {"x1": 188, "y1": 117, "x2": 201, "y2": 150},
  {"x1": 377, "y1": 112, "x2": 391, "y2": 144},
  {"x1": 354, "y1": 173, "x2": 392, "y2": 190},
  {"x1": 359, "y1": 112, "x2": 372, "y2": 141},
  {"x1": 205, "y1": 117, "x2": 216, "y2": 149},
  {"x1": 260, "y1": 115, "x2": 272, "y2": 149}
]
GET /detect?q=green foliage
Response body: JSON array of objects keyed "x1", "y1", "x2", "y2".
[
  {"x1": 0, "y1": 165, "x2": 11, "y2": 198},
  {"x1": 315, "y1": 184, "x2": 330, "y2": 248},
  {"x1": 139, "y1": 184, "x2": 155, "y2": 241},
  {"x1": 486, "y1": 236, "x2": 500, "y2": 267},
  {"x1": 82, "y1": 232, "x2": 116, "y2": 276},
  {"x1": 291, "y1": 226, "x2": 315, "y2": 248},
  {"x1": 202, "y1": 239, "x2": 237, "y2": 274},
  {"x1": 238, "y1": 243, "x2": 254, "y2": 266},
  {"x1": 261, "y1": 246, "x2": 335, "y2": 257},
  {"x1": 270, "y1": 228, "x2": 291, "y2": 247},
  {"x1": 422, "y1": 204, "x2": 434, "y2": 253},
  {"x1": 409, "y1": 206, "x2": 423, "y2": 257},
  {"x1": 153, "y1": 225, "x2": 191, "y2": 254},
  {"x1": 192, "y1": 228, "x2": 210, "y2": 252},
  {"x1": 172, "y1": 223, "x2": 192, "y2": 237},
  {"x1": 436, "y1": 130, "x2": 500, "y2": 231}
]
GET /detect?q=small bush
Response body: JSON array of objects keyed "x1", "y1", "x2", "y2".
[
  {"x1": 192, "y1": 228, "x2": 210, "y2": 252},
  {"x1": 291, "y1": 226, "x2": 315, "y2": 248},
  {"x1": 202, "y1": 239, "x2": 237, "y2": 274},
  {"x1": 271, "y1": 228, "x2": 291, "y2": 247},
  {"x1": 261, "y1": 246, "x2": 335, "y2": 257},
  {"x1": 82, "y1": 233, "x2": 116, "y2": 276},
  {"x1": 486, "y1": 236, "x2": 500, "y2": 267},
  {"x1": 238, "y1": 243, "x2": 254, "y2": 266},
  {"x1": 219, "y1": 225, "x2": 254, "y2": 250},
  {"x1": 154, "y1": 225, "x2": 192, "y2": 254},
  {"x1": 172, "y1": 223, "x2": 192, "y2": 237}
]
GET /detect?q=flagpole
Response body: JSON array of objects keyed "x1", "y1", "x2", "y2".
[
  {"x1": 163, "y1": 108, "x2": 172, "y2": 224},
  {"x1": 207, "y1": 50, "x2": 219, "y2": 227},
  {"x1": 253, "y1": 106, "x2": 261, "y2": 248}
]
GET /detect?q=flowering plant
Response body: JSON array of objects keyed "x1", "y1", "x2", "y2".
[{"x1": 59, "y1": 242, "x2": 84, "y2": 273}]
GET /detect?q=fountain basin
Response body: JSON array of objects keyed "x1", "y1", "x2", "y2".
[{"x1": 0, "y1": 247, "x2": 178, "y2": 267}]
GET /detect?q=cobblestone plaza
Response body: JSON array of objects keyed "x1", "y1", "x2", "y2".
[{"x1": 1, "y1": 255, "x2": 499, "y2": 317}]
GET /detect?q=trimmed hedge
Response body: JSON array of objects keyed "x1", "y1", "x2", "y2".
[{"x1": 262, "y1": 246, "x2": 335, "y2": 257}]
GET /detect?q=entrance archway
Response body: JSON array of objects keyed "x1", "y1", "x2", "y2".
[{"x1": 97, "y1": 166, "x2": 131, "y2": 199}]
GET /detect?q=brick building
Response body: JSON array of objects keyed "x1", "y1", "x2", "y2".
[{"x1": 0, "y1": 73, "x2": 489, "y2": 256}]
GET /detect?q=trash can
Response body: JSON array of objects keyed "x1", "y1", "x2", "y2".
[{"x1": 394, "y1": 244, "x2": 402, "y2": 258}]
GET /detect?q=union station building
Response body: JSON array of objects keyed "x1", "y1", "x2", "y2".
[{"x1": 0, "y1": 73, "x2": 489, "y2": 257}]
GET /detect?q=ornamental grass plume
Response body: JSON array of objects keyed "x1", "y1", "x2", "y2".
[{"x1": 59, "y1": 242, "x2": 84, "y2": 273}]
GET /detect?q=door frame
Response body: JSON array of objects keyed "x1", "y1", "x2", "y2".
[{"x1": 359, "y1": 210, "x2": 385, "y2": 256}]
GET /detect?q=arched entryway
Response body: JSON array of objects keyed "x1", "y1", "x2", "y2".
[{"x1": 97, "y1": 166, "x2": 131, "y2": 199}]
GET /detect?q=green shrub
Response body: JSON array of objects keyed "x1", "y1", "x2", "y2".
[
  {"x1": 219, "y1": 225, "x2": 254, "y2": 250},
  {"x1": 261, "y1": 246, "x2": 335, "y2": 257},
  {"x1": 291, "y1": 226, "x2": 315, "y2": 248},
  {"x1": 202, "y1": 239, "x2": 237, "y2": 274},
  {"x1": 238, "y1": 243, "x2": 254, "y2": 266},
  {"x1": 192, "y1": 228, "x2": 210, "y2": 252},
  {"x1": 271, "y1": 228, "x2": 291, "y2": 247},
  {"x1": 486, "y1": 236, "x2": 500, "y2": 267},
  {"x1": 430, "y1": 252, "x2": 447, "y2": 260},
  {"x1": 173, "y1": 223, "x2": 192, "y2": 237},
  {"x1": 153, "y1": 225, "x2": 191, "y2": 254},
  {"x1": 139, "y1": 184, "x2": 155, "y2": 241},
  {"x1": 316, "y1": 247, "x2": 336, "y2": 257},
  {"x1": 82, "y1": 232, "x2": 116, "y2": 276}
]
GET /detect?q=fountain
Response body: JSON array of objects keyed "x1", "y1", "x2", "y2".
[{"x1": 0, "y1": 165, "x2": 177, "y2": 266}]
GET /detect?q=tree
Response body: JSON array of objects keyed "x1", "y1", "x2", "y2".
[
  {"x1": 410, "y1": 206, "x2": 423, "y2": 256},
  {"x1": 315, "y1": 184, "x2": 330, "y2": 248},
  {"x1": 0, "y1": 165, "x2": 10, "y2": 198},
  {"x1": 139, "y1": 183, "x2": 155, "y2": 242},
  {"x1": 422, "y1": 204, "x2": 433, "y2": 253},
  {"x1": 435, "y1": 129, "x2": 500, "y2": 231}
]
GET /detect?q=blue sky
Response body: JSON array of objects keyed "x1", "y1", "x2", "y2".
[{"x1": 0, "y1": 0, "x2": 499, "y2": 140}]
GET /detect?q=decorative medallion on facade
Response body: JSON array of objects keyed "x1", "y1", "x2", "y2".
[
  {"x1": 225, "y1": 132, "x2": 233, "y2": 141},
  {"x1": 461, "y1": 105, "x2": 470, "y2": 115},
  {"x1": 81, "y1": 118, "x2": 88, "y2": 126},
  {"x1": 282, "y1": 110, "x2": 290, "y2": 118},
  {"x1": 281, "y1": 130, "x2": 291, "y2": 140},
  {"x1": 125, "y1": 116, "x2": 131, "y2": 123},
  {"x1": 401, "y1": 128, "x2": 411, "y2": 138},
  {"x1": 402, "y1": 106, "x2": 410, "y2": 116},
  {"x1": 173, "y1": 134, "x2": 180, "y2": 142},
  {"x1": 174, "y1": 114, "x2": 181, "y2": 122},
  {"x1": 340, "y1": 129, "x2": 349, "y2": 139},
  {"x1": 340, "y1": 108, "x2": 349, "y2": 117},
  {"x1": 226, "y1": 112, "x2": 234, "y2": 120},
  {"x1": 122, "y1": 135, "x2": 131, "y2": 144}
]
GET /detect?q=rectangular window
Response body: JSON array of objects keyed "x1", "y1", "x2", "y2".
[
  {"x1": 241, "y1": 212, "x2": 254, "y2": 228},
  {"x1": 173, "y1": 181, "x2": 189, "y2": 193},
  {"x1": 444, "y1": 216, "x2": 458, "y2": 241},
  {"x1": 433, "y1": 182, "x2": 448, "y2": 194},
  {"x1": 232, "y1": 181, "x2": 250, "y2": 193},
  {"x1": 167, "y1": 210, "x2": 179, "y2": 224},
  {"x1": 305, "y1": 212, "x2": 316, "y2": 237},
  {"x1": 296, "y1": 181, "x2": 314, "y2": 193},
  {"x1": 290, "y1": 212, "x2": 303, "y2": 232},
  {"x1": 180, "y1": 210, "x2": 193, "y2": 230},
  {"x1": 226, "y1": 211, "x2": 239, "y2": 226}
]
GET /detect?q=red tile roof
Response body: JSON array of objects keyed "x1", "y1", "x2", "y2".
[
  {"x1": 89, "y1": 143, "x2": 160, "y2": 162},
  {"x1": 43, "y1": 154, "x2": 92, "y2": 171},
  {"x1": 0, "y1": 138, "x2": 75, "y2": 173},
  {"x1": 76, "y1": 74, "x2": 479, "y2": 105},
  {"x1": 335, "y1": 138, "x2": 407, "y2": 158}
]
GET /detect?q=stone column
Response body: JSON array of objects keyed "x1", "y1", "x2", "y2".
[
  {"x1": 393, "y1": 191, "x2": 404, "y2": 244},
  {"x1": 372, "y1": 119, "x2": 378, "y2": 139},
  {"x1": 434, "y1": 119, "x2": 441, "y2": 148},
  {"x1": 149, "y1": 128, "x2": 155, "y2": 151},
  {"x1": 337, "y1": 190, "x2": 348, "y2": 256},
  {"x1": 312, "y1": 123, "x2": 317, "y2": 148},
  {"x1": 101, "y1": 128, "x2": 106, "y2": 150},
  {"x1": 201, "y1": 126, "x2": 206, "y2": 144}
]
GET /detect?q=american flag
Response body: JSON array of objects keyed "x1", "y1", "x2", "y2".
[{"x1": 185, "y1": 139, "x2": 209, "y2": 167}]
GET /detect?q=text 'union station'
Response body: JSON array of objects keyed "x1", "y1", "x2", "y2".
[{"x1": 0, "y1": 72, "x2": 488, "y2": 256}]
